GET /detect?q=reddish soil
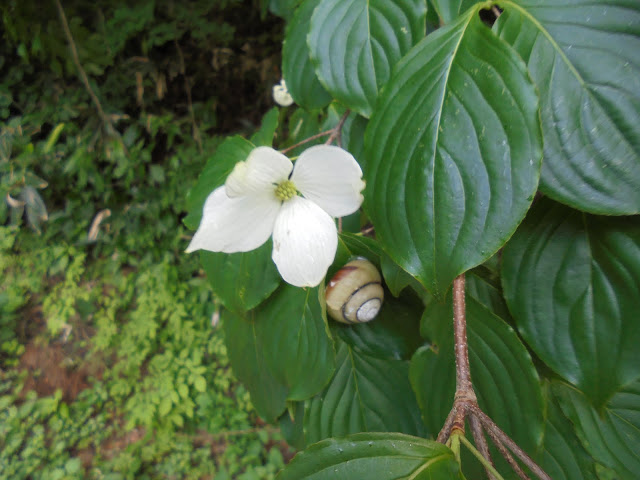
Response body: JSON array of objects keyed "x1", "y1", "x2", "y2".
[{"x1": 18, "y1": 339, "x2": 97, "y2": 403}]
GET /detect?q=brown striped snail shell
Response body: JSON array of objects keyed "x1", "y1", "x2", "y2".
[{"x1": 325, "y1": 258, "x2": 384, "y2": 324}]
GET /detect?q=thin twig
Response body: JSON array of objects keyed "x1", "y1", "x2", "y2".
[
  {"x1": 469, "y1": 415, "x2": 497, "y2": 480},
  {"x1": 472, "y1": 406, "x2": 551, "y2": 480},
  {"x1": 325, "y1": 110, "x2": 350, "y2": 146},
  {"x1": 280, "y1": 130, "x2": 334, "y2": 155},
  {"x1": 481, "y1": 421, "x2": 530, "y2": 480},
  {"x1": 458, "y1": 434, "x2": 506, "y2": 480},
  {"x1": 55, "y1": 0, "x2": 123, "y2": 150},
  {"x1": 175, "y1": 39, "x2": 202, "y2": 153}
]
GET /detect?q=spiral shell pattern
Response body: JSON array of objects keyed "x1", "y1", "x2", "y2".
[{"x1": 325, "y1": 259, "x2": 384, "y2": 324}]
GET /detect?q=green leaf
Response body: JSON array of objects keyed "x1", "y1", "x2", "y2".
[
  {"x1": 501, "y1": 198, "x2": 640, "y2": 408},
  {"x1": 282, "y1": 0, "x2": 332, "y2": 110},
  {"x1": 250, "y1": 107, "x2": 280, "y2": 146},
  {"x1": 535, "y1": 382, "x2": 598, "y2": 480},
  {"x1": 184, "y1": 135, "x2": 254, "y2": 230},
  {"x1": 380, "y1": 254, "x2": 418, "y2": 297},
  {"x1": 200, "y1": 241, "x2": 280, "y2": 314},
  {"x1": 432, "y1": 0, "x2": 482, "y2": 24},
  {"x1": 365, "y1": 7, "x2": 542, "y2": 298},
  {"x1": 411, "y1": 292, "x2": 544, "y2": 457},
  {"x1": 332, "y1": 293, "x2": 423, "y2": 361},
  {"x1": 257, "y1": 284, "x2": 335, "y2": 401},
  {"x1": 495, "y1": 0, "x2": 640, "y2": 214},
  {"x1": 308, "y1": 0, "x2": 427, "y2": 117},
  {"x1": 465, "y1": 271, "x2": 512, "y2": 323},
  {"x1": 330, "y1": 233, "x2": 384, "y2": 279},
  {"x1": 223, "y1": 309, "x2": 289, "y2": 422},
  {"x1": 304, "y1": 339, "x2": 426, "y2": 444},
  {"x1": 554, "y1": 380, "x2": 640, "y2": 478},
  {"x1": 281, "y1": 108, "x2": 322, "y2": 157},
  {"x1": 275, "y1": 433, "x2": 461, "y2": 480},
  {"x1": 269, "y1": 0, "x2": 303, "y2": 20},
  {"x1": 194, "y1": 376, "x2": 207, "y2": 393},
  {"x1": 158, "y1": 396, "x2": 172, "y2": 416}
]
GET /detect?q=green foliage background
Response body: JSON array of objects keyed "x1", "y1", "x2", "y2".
[{"x1": 0, "y1": 0, "x2": 292, "y2": 478}]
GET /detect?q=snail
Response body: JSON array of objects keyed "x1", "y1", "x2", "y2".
[{"x1": 325, "y1": 258, "x2": 384, "y2": 324}]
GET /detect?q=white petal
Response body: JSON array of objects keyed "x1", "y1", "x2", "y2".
[
  {"x1": 291, "y1": 145, "x2": 365, "y2": 217},
  {"x1": 273, "y1": 82, "x2": 294, "y2": 107},
  {"x1": 225, "y1": 147, "x2": 292, "y2": 197},
  {"x1": 186, "y1": 186, "x2": 281, "y2": 254},
  {"x1": 272, "y1": 196, "x2": 338, "y2": 287}
]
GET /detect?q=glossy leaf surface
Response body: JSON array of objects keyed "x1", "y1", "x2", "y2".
[
  {"x1": 502, "y1": 199, "x2": 640, "y2": 408},
  {"x1": 536, "y1": 383, "x2": 598, "y2": 480},
  {"x1": 305, "y1": 339, "x2": 426, "y2": 444},
  {"x1": 282, "y1": 0, "x2": 332, "y2": 110},
  {"x1": 276, "y1": 433, "x2": 461, "y2": 480},
  {"x1": 432, "y1": 0, "x2": 481, "y2": 24},
  {"x1": 308, "y1": 0, "x2": 427, "y2": 116},
  {"x1": 365, "y1": 8, "x2": 542, "y2": 298},
  {"x1": 257, "y1": 284, "x2": 335, "y2": 401},
  {"x1": 200, "y1": 244, "x2": 280, "y2": 314},
  {"x1": 496, "y1": 0, "x2": 640, "y2": 214},
  {"x1": 554, "y1": 380, "x2": 640, "y2": 478},
  {"x1": 223, "y1": 285, "x2": 336, "y2": 421},
  {"x1": 223, "y1": 310, "x2": 288, "y2": 422},
  {"x1": 411, "y1": 290, "x2": 544, "y2": 456}
]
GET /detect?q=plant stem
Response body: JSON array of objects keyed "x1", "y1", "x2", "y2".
[
  {"x1": 324, "y1": 110, "x2": 350, "y2": 147},
  {"x1": 436, "y1": 273, "x2": 551, "y2": 480},
  {"x1": 55, "y1": 0, "x2": 125, "y2": 152},
  {"x1": 469, "y1": 414, "x2": 497, "y2": 480},
  {"x1": 280, "y1": 130, "x2": 334, "y2": 154},
  {"x1": 458, "y1": 434, "x2": 506, "y2": 480},
  {"x1": 472, "y1": 405, "x2": 551, "y2": 480},
  {"x1": 175, "y1": 40, "x2": 203, "y2": 153},
  {"x1": 453, "y1": 275, "x2": 473, "y2": 395}
]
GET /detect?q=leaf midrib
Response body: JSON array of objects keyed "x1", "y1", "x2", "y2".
[{"x1": 429, "y1": 8, "x2": 477, "y2": 295}]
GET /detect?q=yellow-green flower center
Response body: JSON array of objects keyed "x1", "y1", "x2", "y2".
[{"x1": 275, "y1": 180, "x2": 297, "y2": 201}]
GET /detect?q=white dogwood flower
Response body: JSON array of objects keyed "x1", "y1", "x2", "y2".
[
  {"x1": 186, "y1": 145, "x2": 365, "y2": 287},
  {"x1": 272, "y1": 79, "x2": 294, "y2": 107}
]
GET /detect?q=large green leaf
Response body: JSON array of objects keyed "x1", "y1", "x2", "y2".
[
  {"x1": 410, "y1": 290, "x2": 544, "y2": 456},
  {"x1": 223, "y1": 285, "x2": 336, "y2": 421},
  {"x1": 257, "y1": 284, "x2": 335, "y2": 401},
  {"x1": 200, "y1": 244, "x2": 280, "y2": 314},
  {"x1": 364, "y1": 7, "x2": 542, "y2": 298},
  {"x1": 496, "y1": 0, "x2": 640, "y2": 214},
  {"x1": 535, "y1": 382, "x2": 598, "y2": 480},
  {"x1": 223, "y1": 310, "x2": 288, "y2": 422},
  {"x1": 432, "y1": 0, "x2": 482, "y2": 24},
  {"x1": 276, "y1": 433, "x2": 461, "y2": 480},
  {"x1": 502, "y1": 198, "x2": 640, "y2": 408},
  {"x1": 554, "y1": 380, "x2": 640, "y2": 478},
  {"x1": 308, "y1": 0, "x2": 427, "y2": 117},
  {"x1": 305, "y1": 339, "x2": 426, "y2": 444},
  {"x1": 282, "y1": 0, "x2": 332, "y2": 110}
]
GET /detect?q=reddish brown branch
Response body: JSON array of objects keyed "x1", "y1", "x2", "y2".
[
  {"x1": 472, "y1": 406, "x2": 551, "y2": 480},
  {"x1": 437, "y1": 274, "x2": 550, "y2": 479},
  {"x1": 469, "y1": 415, "x2": 497, "y2": 480},
  {"x1": 325, "y1": 110, "x2": 350, "y2": 147},
  {"x1": 453, "y1": 275, "x2": 474, "y2": 395}
]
